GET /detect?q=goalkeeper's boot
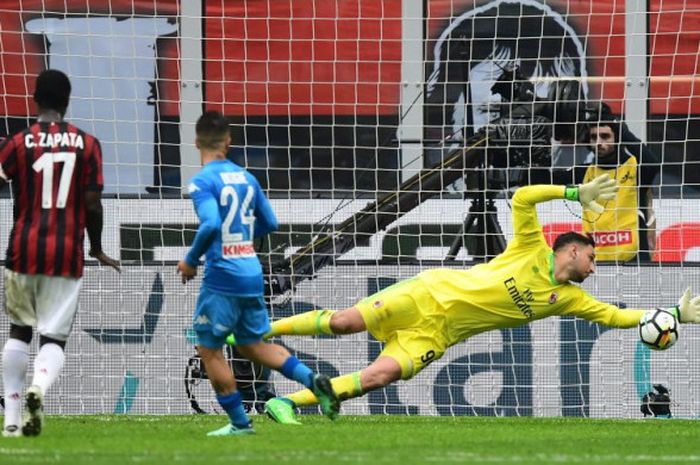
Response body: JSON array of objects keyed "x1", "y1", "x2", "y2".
[
  {"x1": 2, "y1": 425, "x2": 21, "y2": 438},
  {"x1": 265, "y1": 398, "x2": 301, "y2": 425},
  {"x1": 311, "y1": 374, "x2": 340, "y2": 421},
  {"x1": 207, "y1": 422, "x2": 256, "y2": 437},
  {"x1": 21, "y1": 385, "x2": 44, "y2": 437}
]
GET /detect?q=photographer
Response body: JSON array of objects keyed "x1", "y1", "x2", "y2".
[{"x1": 556, "y1": 103, "x2": 661, "y2": 262}]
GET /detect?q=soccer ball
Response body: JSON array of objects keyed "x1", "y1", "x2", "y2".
[{"x1": 638, "y1": 308, "x2": 679, "y2": 350}]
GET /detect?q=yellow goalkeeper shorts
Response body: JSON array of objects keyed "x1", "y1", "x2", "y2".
[{"x1": 356, "y1": 278, "x2": 446, "y2": 380}]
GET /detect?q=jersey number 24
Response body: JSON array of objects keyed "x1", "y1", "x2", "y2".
[{"x1": 220, "y1": 185, "x2": 255, "y2": 241}]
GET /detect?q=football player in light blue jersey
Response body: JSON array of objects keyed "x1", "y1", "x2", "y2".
[{"x1": 177, "y1": 111, "x2": 339, "y2": 436}]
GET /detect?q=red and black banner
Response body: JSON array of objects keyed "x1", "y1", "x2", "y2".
[{"x1": 0, "y1": 0, "x2": 698, "y2": 193}]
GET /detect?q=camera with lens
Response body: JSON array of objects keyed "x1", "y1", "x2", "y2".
[{"x1": 481, "y1": 66, "x2": 589, "y2": 171}]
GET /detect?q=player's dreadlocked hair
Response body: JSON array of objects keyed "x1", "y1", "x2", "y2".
[{"x1": 33, "y1": 69, "x2": 71, "y2": 115}]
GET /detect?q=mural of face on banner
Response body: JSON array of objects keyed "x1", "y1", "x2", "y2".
[{"x1": 424, "y1": 0, "x2": 589, "y2": 168}]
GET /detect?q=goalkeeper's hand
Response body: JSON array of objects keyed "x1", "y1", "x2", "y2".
[
  {"x1": 675, "y1": 287, "x2": 700, "y2": 323},
  {"x1": 577, "y1": 174, "x2": 618, "y2": 214}
]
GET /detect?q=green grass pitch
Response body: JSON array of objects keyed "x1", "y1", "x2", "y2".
[{"x1": 1, "y1": 415, "x2": 699, "y2": 465}]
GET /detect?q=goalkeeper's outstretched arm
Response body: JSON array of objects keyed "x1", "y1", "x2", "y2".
[
  {"x1": 510, "y1": 175, "x2": 618, "y2": 244},
  {"x1": 564, "y1": 286, "x2": 700, "y2": 329}
]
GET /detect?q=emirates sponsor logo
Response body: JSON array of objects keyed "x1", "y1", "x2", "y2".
[
  {"x1": 590, "y1": 230, "x2": 632, "y2": 246},
  {"x1": 504, "y1": 277, "x2": 535, "y2": 319}
]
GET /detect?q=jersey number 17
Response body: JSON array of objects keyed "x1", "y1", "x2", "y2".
[{"x1": 33, "y1": 151, "x2": 76, "y2": 209}]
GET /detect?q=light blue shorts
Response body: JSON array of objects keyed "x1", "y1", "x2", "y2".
[{"x1": 193, "y1": 287, "x2": 270, "y2": 348}]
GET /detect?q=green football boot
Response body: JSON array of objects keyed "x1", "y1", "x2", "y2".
[
  {"x1": 265, "y1": 398, "x2": 302, "y2": 425},
  {"x1": 311, "y1": 374, "x2": 340, "y2": 420}
]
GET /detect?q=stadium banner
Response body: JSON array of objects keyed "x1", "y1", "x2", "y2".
[
  {"x1": 1, "y1": 0, "x2": 699, "y2": 193},
  {"x1": 0, "y1": 197, "x2": 699, "y2": 417},
  {"x1": 0, "y1": 198, "x2": 694, "y2": 263}
]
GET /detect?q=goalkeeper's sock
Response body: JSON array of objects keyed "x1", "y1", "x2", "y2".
[
  {"x1": 283, "y1": 388, "x2": 317, "y2": 407},
  {"x1": 31, "y1": 343, "x2": 65, "y2": 394},
  {"x1": 266, "y1": 310, "x2": 336, "y2": 338},
  {"x1": 279, "y1": 355, "x2": 315, "y2": 388},
  {"x1": 330, "y1": 371, "x2": 364, "y2": 400},
  {"x1": 2, "y1": 338, "x2": 30, "y2": 430},
  {"x1": 284, "y1": 371, "x2": 364, "y2": 407},
  {"x1": 216, "y1": 391, "x2": 250, "y2": 429}
]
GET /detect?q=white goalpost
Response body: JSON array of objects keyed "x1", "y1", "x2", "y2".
[{"x1": 0, "y1": 0, "x2": 699, "y2": 418}]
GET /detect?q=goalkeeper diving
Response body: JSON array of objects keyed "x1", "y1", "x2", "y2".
[{"x1": 248, "y1": 176, "x2": 700, "y2": 424}]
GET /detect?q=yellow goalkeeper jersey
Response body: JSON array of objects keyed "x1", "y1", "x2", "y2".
[{"x1": 417, "y1": 185, "x2": 645, "y2": 347}]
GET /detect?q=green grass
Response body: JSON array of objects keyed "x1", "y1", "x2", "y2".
[{"x1": 1, "y1": 415, "x2": 699, "y2": 465}]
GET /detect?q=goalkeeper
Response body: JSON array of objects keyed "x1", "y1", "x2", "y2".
[{"x1": 258, "y1": 175, "x2": 700, "y2": 424}]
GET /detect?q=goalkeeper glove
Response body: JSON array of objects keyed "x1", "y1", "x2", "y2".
[
  {"x1": 673, "y1": 287, "x2": 700, "y2": 323},
  {"x1": 571, "y1": 174, "x2": 618, "y2": 214}
]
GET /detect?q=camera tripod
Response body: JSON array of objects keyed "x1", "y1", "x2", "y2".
[
  {"x1": 446, "y1": 189, "x2": 507, "y2": 262},
  {"x1": 447, "y1": 169, "x2": 508, "y2": 262}
]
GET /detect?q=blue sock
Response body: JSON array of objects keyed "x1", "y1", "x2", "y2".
[
  {"x1": 216, "y1": 391, "x2": 250, "y2": 429},
  {"x1": 280, "y1": 356, "x2": 314, "y2": 389}
]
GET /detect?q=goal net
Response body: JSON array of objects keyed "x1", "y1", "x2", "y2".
[{"x1": 0, "y1": 0, "x2": 699, "y2": 418}]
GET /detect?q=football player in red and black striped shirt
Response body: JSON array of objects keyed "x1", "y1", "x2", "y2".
[{"x1": 0, "y1": 70, "x2": 119, "y2": 438}]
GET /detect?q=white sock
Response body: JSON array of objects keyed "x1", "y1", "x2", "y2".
[
  {"x1": 2, "y1": 339, "x2": 30, "y2": 429},
  {"x1": 31, "y1": 343, "x2": 65, "y2": 395}
]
